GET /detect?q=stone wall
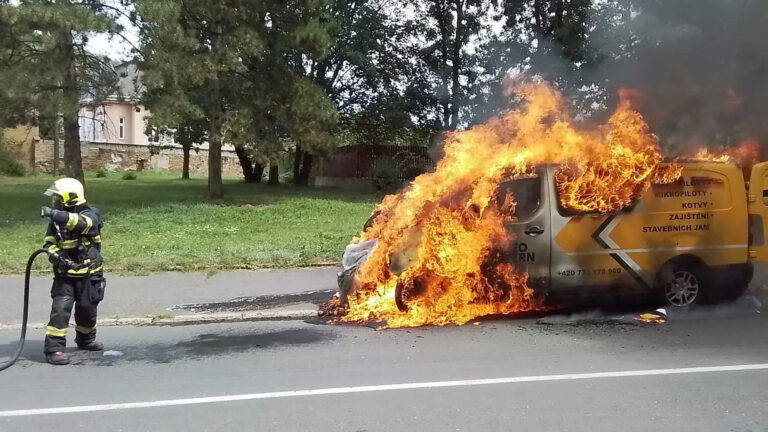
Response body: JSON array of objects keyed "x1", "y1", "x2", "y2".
[
  {"x1": 2, "y1": 125, "x2": 39, "y2": 168},
  {"x1": 34, "y1": 140, "x2": 241, "y2": 176}
]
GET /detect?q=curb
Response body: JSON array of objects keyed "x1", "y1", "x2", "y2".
[{"x1": 0, "y1": 309, "x2": 319, "y2": 331}]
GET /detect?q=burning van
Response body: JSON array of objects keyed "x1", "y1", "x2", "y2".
[
  {"x1": 498, "y1": 161, "x2": 756, "y2": 308},
  {"x1": 332, "y1": 81, "x2": 763, "y2": 329}
]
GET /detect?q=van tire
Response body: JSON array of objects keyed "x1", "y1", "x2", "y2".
[
  {"x1": 395, "y1": 282, "x2": 408, "y2": 312},
  {"x1": 655, "y1": 262, "x2": 710, "y2": 307}
]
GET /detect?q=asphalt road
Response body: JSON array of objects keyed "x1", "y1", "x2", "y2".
[
  {"x1": 0, "y1": 268, "x2": 339, "y2": 325},
  {"x1": 0, "y1": 305, "x2": 767, "y2": 432}
]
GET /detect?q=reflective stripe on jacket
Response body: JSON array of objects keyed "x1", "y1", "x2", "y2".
[{"x1": 42, "y1": 206, "x2": 104, "y2": 277}]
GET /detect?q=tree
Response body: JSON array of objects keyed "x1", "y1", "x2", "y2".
[
  {"x1": 137, "y1": 0, "x2": 264, "y2": 199},
  {"x1": 297, "y1": 0, "x2": 420, "y2": 183},
  {"x1": 222, "y1": 110, "x2": 266, "y2": 183},
  {"x1": 143, "y1": 82, "x2": 208, "y2": 180},
  {"x1": 406, "y1": 0, "x2": 491, "y2": 130},
  {"x1": 146, "y1": 118, "x2": 206, "y2": 180},
  {"x1": 0, "y1": 0, "x2": 122, "y2": 184},
  {"x1": 173, "y1": 120, "x2": 206, "y2": 180},
  {"x1": 230, "y1": 71, "x2": 337, "y2": 187},
  {"x1": 0, "y1": 3, "x2": 36, "y2": 128},
  {"x1": 235, "y1": 145, "x2": 265, "y2": 183},
  {"x1": 230, "y1": 0, "x2": 337, "y2": 187},
  {"x1": 470, "y1": 0, "x2": 592, "y2": 123}
]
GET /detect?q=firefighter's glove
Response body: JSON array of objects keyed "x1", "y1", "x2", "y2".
[
  {"x1": 47, "y1": 249, "x2": 62, "y2": 262},
  {"x1": 46, "y1": 249, "x2": 77, "y2": 272},
  {"x1": 54, "y1": 257, "x2": 79, "y2": 273},
  {"x1": 41, "y1": 206, "x2": 54, "y2": 218}
]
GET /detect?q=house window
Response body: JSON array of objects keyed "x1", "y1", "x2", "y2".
[{"x1": 119, "y1": 117, "x2": 125, "y2": 140}]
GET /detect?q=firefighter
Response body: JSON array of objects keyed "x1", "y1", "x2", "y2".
[{"x1": 40, "y1": 178, "x2": 106, "y2": 365}]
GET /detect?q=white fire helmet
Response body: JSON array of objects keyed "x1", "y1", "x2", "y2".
[{"x1": 44, "y1": 177, "x2": 86, "y2": 208}]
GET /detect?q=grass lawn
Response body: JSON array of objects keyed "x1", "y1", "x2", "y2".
[{"x1": 0, "y1": 171, "x2": 379, "y2": 275}]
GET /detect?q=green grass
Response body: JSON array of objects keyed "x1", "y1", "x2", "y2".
[{"x1": 0, "y1": 171, "x2": 379, "y2": 275}]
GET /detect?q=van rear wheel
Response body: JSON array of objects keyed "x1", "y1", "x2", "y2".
[
  {"x1": 663, "y1": 270, "x2": 702, "y2": 306},
  {"x1": 656, "y1": 264, "x2": 710, "y2": 307}
]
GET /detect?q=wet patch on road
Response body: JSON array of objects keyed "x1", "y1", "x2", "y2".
[
  {"x1": 44, "y1": 327, "x2": 337, "y2": 367},
  {"x1": 114, "y1": 328, "x2": 331, "y2": 365},
  {"x1": 536, "y1": 311, "x2": 641, "y2": 328},
  {"x1": 170, "y1": 289, "x2": 336, "y2": 313}
]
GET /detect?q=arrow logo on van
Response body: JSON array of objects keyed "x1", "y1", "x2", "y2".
[
  {"x1": 591, "y1": 214, "x2": 651, "y2": 290},
  {"x1": 592, "y1": 214, "x2": 622, "y2": 249}
]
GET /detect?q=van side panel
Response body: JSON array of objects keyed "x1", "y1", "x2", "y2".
[
  {"x1": 548, "y1": 163, "x2": 748, "y2": 297},
  {"x1": 747, "y1": 161, "x2": 768, "y2": 263}
]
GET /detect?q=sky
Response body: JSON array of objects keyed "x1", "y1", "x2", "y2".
[
  {"x1": 87, "y1": 13, "x2": 139, "y2": 62},
  {"x1": 88, "y1": 32, "x2": 137, "y2": 62}
]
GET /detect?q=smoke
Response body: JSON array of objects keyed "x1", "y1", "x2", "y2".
[{"x1": 591, "y1": 0, "x2": 768, "y2": 152}]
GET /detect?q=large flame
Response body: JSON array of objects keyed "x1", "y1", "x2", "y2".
[
  {"x1": 692, "y1": 139, "x2": 761, "y2": 166},
  {"x1": 341, "y1": 81, "x2": 679, "y2": 328}
]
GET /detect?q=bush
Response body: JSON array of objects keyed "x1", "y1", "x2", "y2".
[
  {"x1": 0, "y1": 140, "x2": 26, "y2": 177},
  {"x1": 122, "y1": 171, "x2": 137, "y2": 180},
  {"x1": 371, "y1": 156, "x2": 401, "y2": 191},
  {"x1": 395, "y1": 151, "x2": 431, "y2": 181},
  {"x1": 95, "y1": 169, "x2": 108, "y2": 178}
]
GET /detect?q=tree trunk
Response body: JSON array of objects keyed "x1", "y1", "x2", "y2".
[
  {"x1": 533, "y1": 0, "x2": 544, "y2": 32},
  {"x1": 253, "y1": 163, "x2": 264, "y2": 183},
  {"x1": 435, "y1": 0, "x2": 452, "y2": 130},
  {"x1": 208, "y1": 106, "x2": 224, "y2": 199},
  {"x1": 52, "y1": 117, "x2": 60, "y2": 176},
  {"x1": 62, "y1": 113, "x2": 83, "y2": 183},
  {"x1": 293, "y1": 145, "x2": 303, "y2": 184},
  {"x1": 61, "y1": 32, "x2": 84, "y2": 184},
  {"x1": 181, "y1": 144, "x2": 190, "y2": 180},
  {"x1": 298, "y1": 151, "x2": 313, "y2": 186},
  {"x1": 268, "y1": 164, "x2": 279, "y2": 186},
  {"x1": 234, "y1": 145, "x2": 260, "y2": 183},
  {"x1": 449, "y1": 0, "x2": 465, "y2": 130},
  {"x1": 207, "y1": 26, "x2": 224, "y2": 200}
]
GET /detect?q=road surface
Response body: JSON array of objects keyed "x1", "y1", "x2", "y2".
[
  {"x1": 1, "y1": 305, "x2": 767, "y2": 431},
  {"x1": 0, "y1": 268, "x2": 338, "y2": 325}
]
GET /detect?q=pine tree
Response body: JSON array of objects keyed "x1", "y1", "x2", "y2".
[
  {"x1": 222, "y1": 0, "x2": 337, "y2": 187},
  {"x1": 138, "y1": 0, "x2": 265, "y2": 199},
  {"x1": 0, "y1": 0, "x2": 123, "y2": 184}
]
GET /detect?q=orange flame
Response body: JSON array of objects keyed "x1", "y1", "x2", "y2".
[
  {"x1": 691, "y1": 139, "x2": 761, "y2": 167},
  {"x1": 341, "y1": 81, "x2": 679, "y2": 328}
]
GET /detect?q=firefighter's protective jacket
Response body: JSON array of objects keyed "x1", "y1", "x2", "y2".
[{"x1": 42, "y1": 206, "x2": 103, "y2": 277}]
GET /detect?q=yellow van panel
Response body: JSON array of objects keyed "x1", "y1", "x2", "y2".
[
  {"x1": 747, "y1": 161, "x2": 768, "y2": 263},
  {"x1": 645, "y1": 169, "x2": 733, "y2": 212},
  {"x1": 615, "y1": 165, "x2": 746, "y2": 267},
  {"x1": 553, "y1": 216, "x2": 606, "y2": 253},
  {"x1": 626, "y1": 246, "x2": 747, "y2": 274},
  {"x1": 552, "y1": 163, "x2": 748, "y2": 277}
]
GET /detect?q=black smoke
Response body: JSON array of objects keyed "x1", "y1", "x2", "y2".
[{"x1": 591, "y1": 0, "x2": 768, "y2": 153}]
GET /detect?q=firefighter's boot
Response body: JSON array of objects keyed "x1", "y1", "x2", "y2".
[
  {"x1": 46, "y1": 351, "x2": 71, "y2": 366},
  {"x1": 76, "y1": 340, "x2": 103, "y2": 351},
  {"x1": 75, "y1": 328, "x2": 102, "y2": 351}
]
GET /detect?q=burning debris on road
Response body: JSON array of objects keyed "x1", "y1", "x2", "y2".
[
  {"x1": 634, "y1": 309, "x2": 668, "y2": 324},
  {"x1": 323, "y1": 80, "x2": 754, "y2": 329}
]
